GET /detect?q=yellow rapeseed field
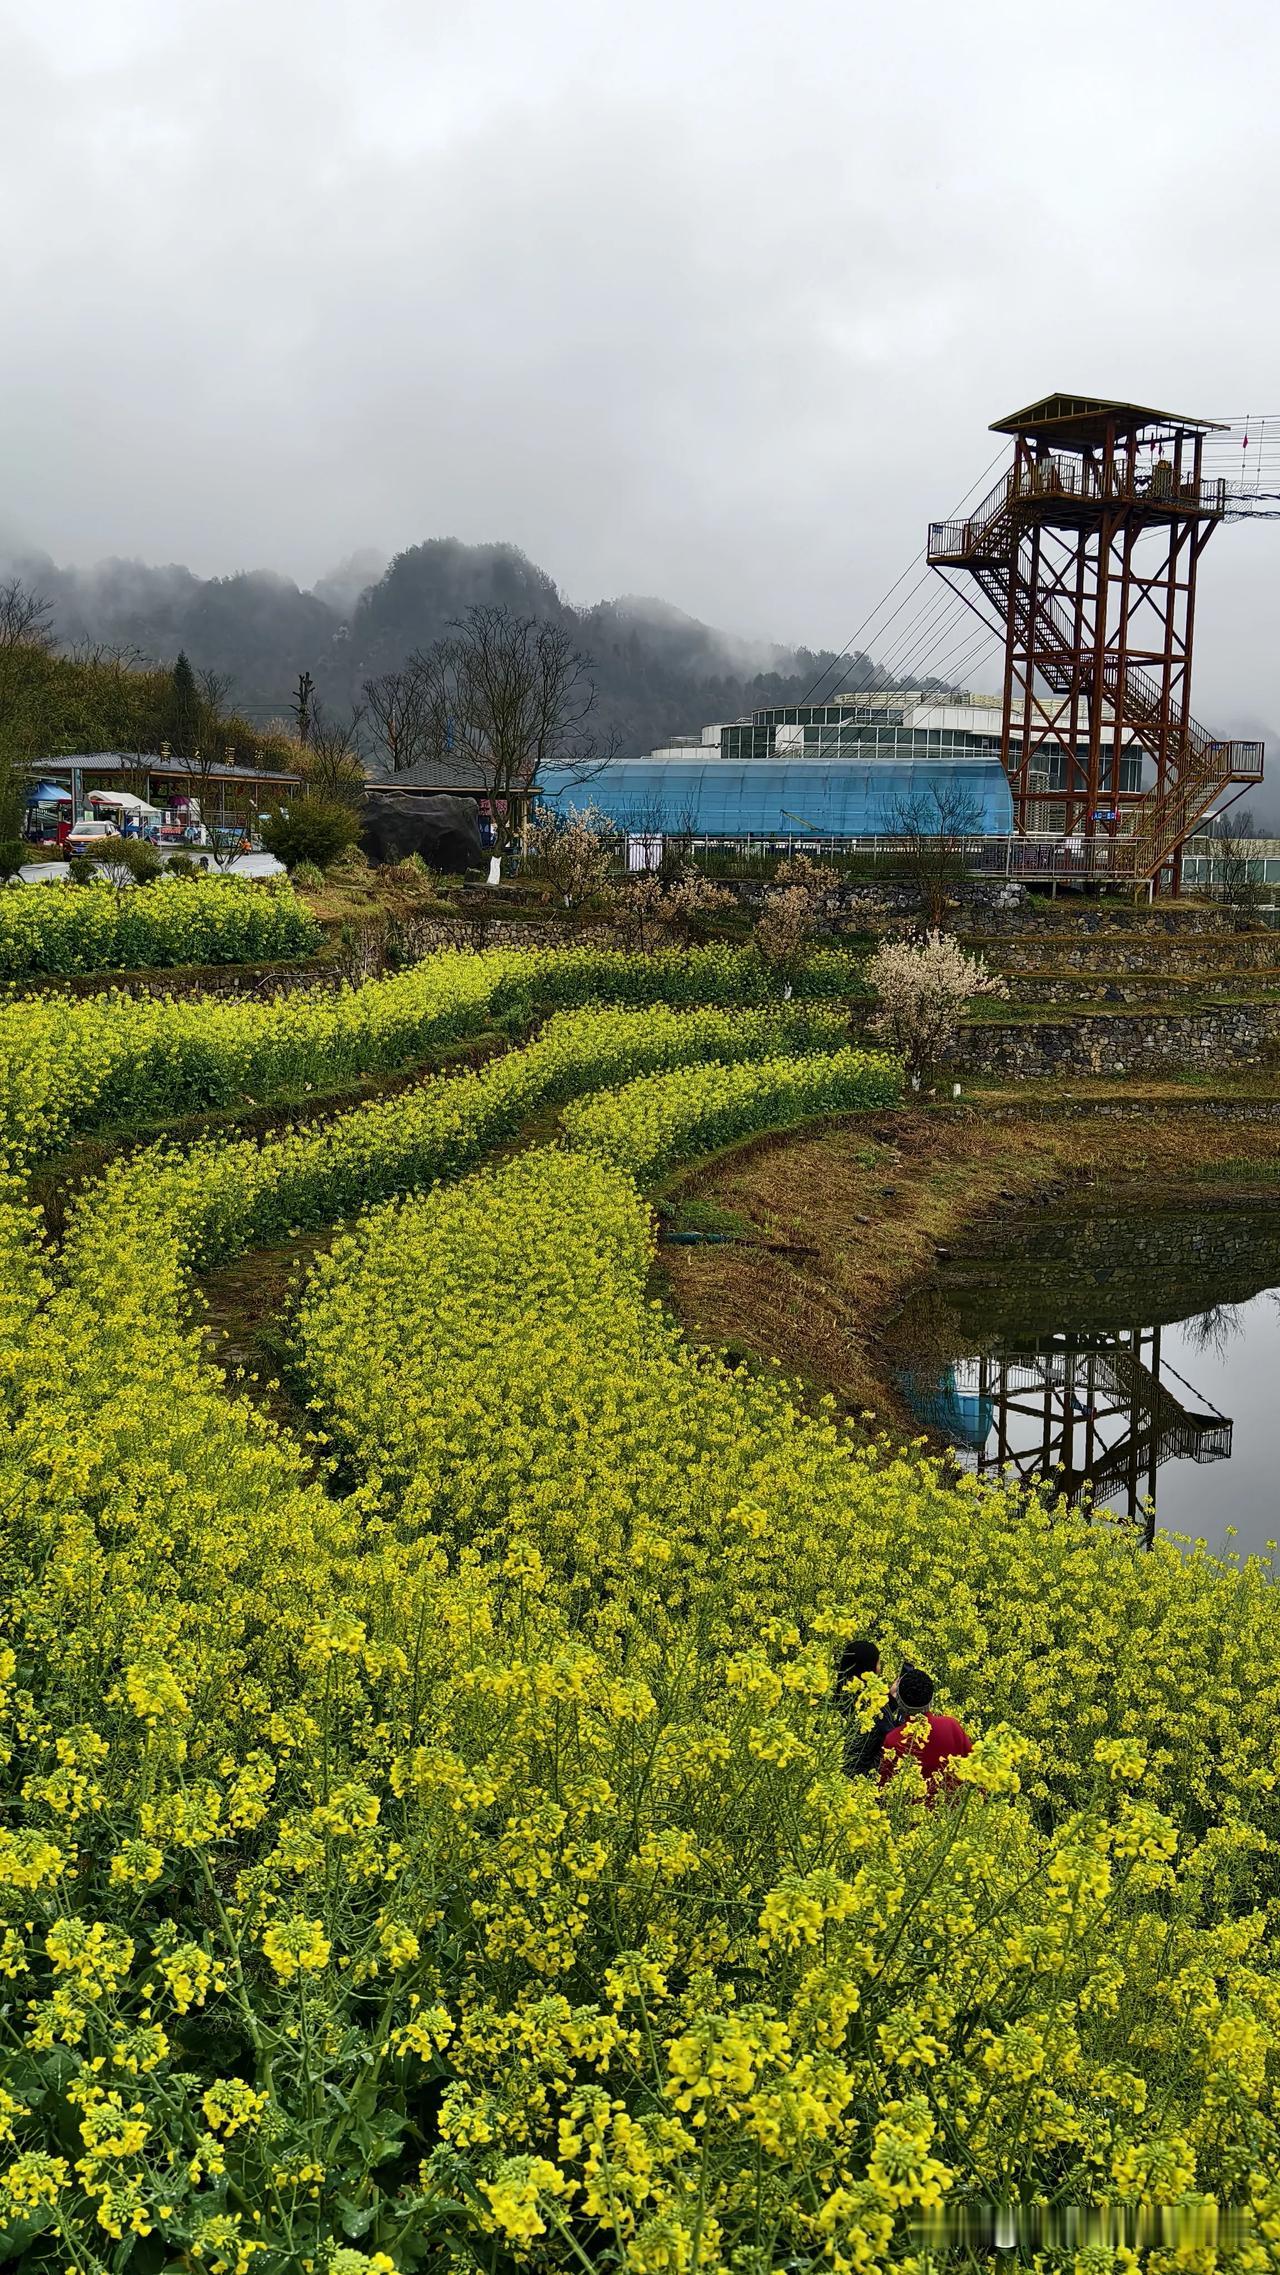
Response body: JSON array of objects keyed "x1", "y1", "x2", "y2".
[{"x1": 0, "y1": 951, "x2": 1277, "y2": 2274}]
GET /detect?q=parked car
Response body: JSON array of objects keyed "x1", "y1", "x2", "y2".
[{"x1": 64, "y1": 819, "x2": 121, "y2": 856}]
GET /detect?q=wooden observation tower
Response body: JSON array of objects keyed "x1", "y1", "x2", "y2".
[{"x1": 928, "y1": 394, "x2": 1266, "y2": 886}]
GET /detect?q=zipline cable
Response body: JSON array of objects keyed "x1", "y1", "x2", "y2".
[{"x1": 800, "y1": 443, "x2": 1007, "y2": 704}]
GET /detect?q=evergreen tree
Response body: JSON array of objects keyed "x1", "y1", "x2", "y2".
[{"x1": 169, "y1": 651, "x2": 200, "y2": 755}]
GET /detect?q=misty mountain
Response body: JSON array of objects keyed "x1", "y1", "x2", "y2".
[{"x1": 3, "y1": 537, "x2": 894, "y2": 759}]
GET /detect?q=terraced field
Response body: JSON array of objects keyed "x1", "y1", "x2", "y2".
[{"x1": 3, "y1": 907, "x2": 1280, "y2": 2272}]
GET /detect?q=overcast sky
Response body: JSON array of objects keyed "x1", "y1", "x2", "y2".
[{"x1": 4, "y1": 0, "x2": 1280, "y2": 736}]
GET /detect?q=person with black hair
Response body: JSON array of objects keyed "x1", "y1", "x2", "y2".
[
  {"x1": 877, "y1": 1665, "x2": 972, "y2": 1801},
  {"x1": 834, "y1": 1637, "x2": 905, "y2": 1778}
]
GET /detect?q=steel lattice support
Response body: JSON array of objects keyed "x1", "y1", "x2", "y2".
[{"x1": 928, "y1": 394, "x2": 1265, "y2": 884}]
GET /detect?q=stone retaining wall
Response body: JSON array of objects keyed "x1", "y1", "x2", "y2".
[
  {"x1": 980, "y1": 899, "x2": 1236, "y2": 935},
  {"x1": 969, "y1": 930, "x2": 1278, "y2": 976},
  {"x1": 1001, "y1": 973, "x2": 1280, "y2": 1006},
  {"x1": 953, "y1": 1004, "x2": 1280, "y2": 1078}
]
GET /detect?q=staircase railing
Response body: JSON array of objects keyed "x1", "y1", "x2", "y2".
[{"x1": 933, "y1": 507, "x2": 1254, "y2": 877}]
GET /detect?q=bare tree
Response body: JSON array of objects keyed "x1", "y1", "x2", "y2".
[
  {"x1": 660, "y1": 798, "x2": 700, "y2": 877},
  {"x1": 114, "y1": 751, "x2": 155, "y2": 804},
  {"x1": 362, "y1": 669, "x2": 428, "y2": 775},
  {"x1": 0, "y1": 577, "x2": 54, "y2": 651},
  {"x1": 176, "y1": 744, "x2": 257, "y2": 871},
  {"x1": 1207, "y1": 804, "x2": 1264, "y2": 927},
  {"x1": 885, "y1": 782, "x2": 983, "y2": 929},
  {"x1": 198, "y1": 666, "x2": 235, "y2": 718},
  {"x1": 300, "y1": 701, "x2": 366, "y2": 810},
  {"x1": 68, "y1": 638, "x2": 145, "y2": 673},
  {"x1": 411, "y1": 606, "x2": 609, "y2": 872}
]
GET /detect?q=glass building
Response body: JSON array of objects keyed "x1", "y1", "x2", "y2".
[
  {"x1": 540, "y1": 688, "x2": 1159, "y2": 844},
  {"x1": 542, "y1": 691, "x2": 1019, "y2": 841}
]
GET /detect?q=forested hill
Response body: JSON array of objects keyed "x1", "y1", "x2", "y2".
[{"x1": 9, "y1": 537, "x2": 905, "y2": 758}]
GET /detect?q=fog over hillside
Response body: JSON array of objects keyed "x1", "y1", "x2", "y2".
[
  {"x1": 10, "y1": 531, "x2": 1276, "y2": 826},
  {"x1": 0, "y1": 536, "x2": 894, "y2": 760}
]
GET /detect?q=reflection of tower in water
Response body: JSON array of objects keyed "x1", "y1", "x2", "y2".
[
  {"x1": 890, "y1": 1201, "x2": 1280, "y2": 1544},
  {"x1": 954, "y1": 1329, "x2": 1233, "y2": 1536}
]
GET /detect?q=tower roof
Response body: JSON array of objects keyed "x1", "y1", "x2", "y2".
[{"x1": 991, "y1": 393, "x2": 1226, "y2": 448}]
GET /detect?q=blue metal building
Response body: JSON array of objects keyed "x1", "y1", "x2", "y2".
[{"x1": 542, "y1": 692, "x2": 1016, "y2": 841}]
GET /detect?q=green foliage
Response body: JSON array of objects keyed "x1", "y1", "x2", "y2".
[
  {"x1": 44, "y1": 1002, "x2": 851, "y2": 1268},
  {"x1": 5, "y1": 992, "x2": 1280, "y2": 2263},
  {"x1": 563, "y1": 1046, "x2": 899, "y2": 1180},
  {"x1": 0, "y1": 637, "x2": 300, "y2": 773},
  {"x1": 108, "y1": 838, "x2": 164, "y2": 888},
  {"x1": 0, "y1": 751, "x2": 24, "y2": 844},
  {"x1": 0, "y1": 841, "x2": 26, "y2": 885},
  {"x1": 261, "y1": 796, "x2": 359, "y2": 872},
  {"x1": 0, "y1": 961, "x2": 865, "y2": 1168},
  {"x1": 66, "y1": 853, "x2": 98, "y2": 886},
  {"x1": 164, "y1": 851, "x2": 206, "y2": 880},
  {"x1": 290, "y1": 859, "x2": 325, "y2": 891},
  {"x1": 168, "y1": 649, "x2": 201, "y2": 755}
]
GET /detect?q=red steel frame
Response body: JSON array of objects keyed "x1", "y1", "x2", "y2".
[
  {"x1": 928, "y1": 395, "x2": 1265, "y2": 886},
  {"x1": 998, "y1": 413, "x2": 1216, "y2": 861}
]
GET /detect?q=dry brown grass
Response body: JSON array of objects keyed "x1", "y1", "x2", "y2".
[{"x1": 657, "y1": 1103, "x2": 1280, "y2": 1431}]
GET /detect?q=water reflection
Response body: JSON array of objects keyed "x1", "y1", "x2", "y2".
[
  {"x1": 912, "y1": 1331, "x2": 1232, "y2": 1533},
  {"x1": 889, "y1": 1201, "x2": 1280, "y2": 1552}
]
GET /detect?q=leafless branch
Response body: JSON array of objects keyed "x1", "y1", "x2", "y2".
[
  {"x1": 0, "y1": 577, "x2": 54, "y2": 652},
  {"x1": 361, "y1": 669, "x2": 429, "y2": 774},
  {"x1": 410, "y1": 605, "x2": 607, "y2": 857}
]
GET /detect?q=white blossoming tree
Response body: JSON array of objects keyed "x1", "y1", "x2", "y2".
[
  {"x1": 755, "y1": 859, "x2": 833, "y2": 993},
  {"x1": 617, "y1": 864, "x2": 735, "y2": 950},
  {"x1": 525, "y1": 803, "x2": 617, "y2": 912},
  {"x1": 866, "y1": 929, "x2": 1007, "y2": 1085}
]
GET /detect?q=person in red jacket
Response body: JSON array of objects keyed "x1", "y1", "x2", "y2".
[{"x1": 877, "y1": 1665, "x2": 972, "y2": 1802}]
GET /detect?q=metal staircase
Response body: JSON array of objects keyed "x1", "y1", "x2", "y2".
[{"x1": 929, "y1": 464, "x2": 1263, "y2": 880}]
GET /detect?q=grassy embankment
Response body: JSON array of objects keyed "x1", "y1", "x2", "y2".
[{"x1": 656, "y1": 1081, "x2": 1280, "y2": 1434}]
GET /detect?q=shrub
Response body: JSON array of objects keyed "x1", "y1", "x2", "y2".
[
  {"x1": 67, "y1": 852, "x2": 98, "y2": 885},
  {"x1": 290, "y1": 859, "x2": 325, "y2": 891},
  {"x1": 54, "y1": 1000, "x2": 854, "y2": 1266},
  {"x1": 383, "y1": 854, "x2": 439, "y2": 895},
  {"x1": 260, "y1": 795, "x2": 359, "y2": 872},
  {"x1": 526, "y1": 803, "x2": 618, "y2": 909},
  {"x1": 563, "y1": 1045, "x2": 899, "y2": 1180},
  {"x1": 164, "y1": 850, "x2": 207, "y2": 880},
  {"x1": 4, "y1": 1041, "x2": 1280, "y2": 2260},
  {"x1": 0, "y1": 839, "x2": 26, "y2": 885},
  {"x1": 617, "y1": 865, "x2": 737, "y2": 950},
  {"x1": 110, "y1": 836, "x2": 164, "y2": 886}
]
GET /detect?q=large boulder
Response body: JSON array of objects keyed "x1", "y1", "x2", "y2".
[{"x1": 359, "y1": 791, "x2": 485, "y2": 876}]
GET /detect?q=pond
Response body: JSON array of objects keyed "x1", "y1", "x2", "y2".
[{"x1": 887, "y1": 1196, "x2": 1280, "y2": 1559}]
